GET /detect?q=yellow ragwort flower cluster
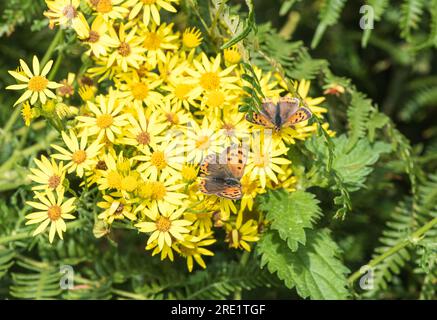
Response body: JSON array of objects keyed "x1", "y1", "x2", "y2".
[{"x1": 7, "y1": 0, "x2": 331, "y2": 271}]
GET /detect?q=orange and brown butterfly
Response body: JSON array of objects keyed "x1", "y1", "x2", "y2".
[
  {"x1": 198, "y1": 144, "x2": 248, "y2": 200},
  {"x1": 245, "y1": 96, "x2": 312, "y2": 131}
]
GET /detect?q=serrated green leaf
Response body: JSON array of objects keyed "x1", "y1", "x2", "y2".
[
  {"x1": 258, "y1": 229, "x2": 350, "y2": 299},
  {"x1": 259, "y1": 190, "x2": 321, "y2": 251}
]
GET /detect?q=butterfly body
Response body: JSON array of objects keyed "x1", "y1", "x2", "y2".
[
  {"x1": 246, "y1": 97, "x2": 312, "y2": 131},
  {"x1": 199, "y1": 145, "x2": 247, "y2": 200}
]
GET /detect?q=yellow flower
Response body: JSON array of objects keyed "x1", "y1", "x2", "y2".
[
  {"x1": 136, "y1": 207, "x2": 191, "y2": 251},
  {"x1": 80, "y1": 15, "x2": 116, "y2": 57},
  {"x1": 57, "y1": 72, "x2": 75, "y2": 98},
  {"x1": 21, "y1": 102, "x2": 34, "y2": 126},
  {"x1": 107, "y1": 23, "x2": 146, "y2": 72},
  {"x1": 182, "y1": 27, "x2": 202, "y2": 49},
  {"x1": 185, "y1": 117, "x2": 224, "y2": 163},
  {"x1": 77, "y1": 93, "x2": 129, "y2": 142},
  {"x1": 116, "y1": 71, "x2": 163, "y2": 108},
  {"x1": 44, "y1": 0, "x2": 88, "y2": 37},
  {"x1": 6, "y1": 56, "x2": 62, "y2": 106},
  {"x1": 51, "y1": 130, "x2": 103, "y2": 177},
  {"x1": 120, "y1": 105, "x2": 167, "y2": 151},
  {"x1": 97, "y1": 193, "x2": 136, "y2": 224},
  {"x1": 224, "y1": 213, "x2": 259, "y2": 252},
  {"x1": 239, "y1": 174, "x2": 265, "y2": 213},
  {"x1": 174, "y1": 233, "x2": 216, "y2": 272},
  {"x1": 246, "y1": 131, "x2": 291, "y2": 188},
  {"x1": 186, "y1": 53, "x2": 239, "y2": 96},
  {"x1": 25, "y1": 190, "x2": 76, "y2": 243},
  {"x1": 141, "y1": 22, "x2": 179, "y2": 68},
  {"x1": 157, "y1": 98, "x2": 192, "y2": 128},
  {"x1": 223, "y1": 45, "x2": 241, "y2": 65},
  {"x1": 267, "y1": 165, "x2": 297, "y2": 192},
  {"x1": 28, "y1": 155, "x2": 66, "y2": 194},
  {"x1": 162, "y1": 81, "x2": 200, "y2": 111},
  {"x1": 136, "y1": 139, "x2": 185, "y2": 180},
  {"x1": 92, "y1": 0, "x2": 129, "y2": 21},
  {"x1": 125, "y1": 0, "x2": 178, "y2": 26},
  {"x1": 135, "y1": 174, "x2": 187, "y2": 218},
  {"x1": 293, "y1": 79, "x2": 327, "y2": 114}
]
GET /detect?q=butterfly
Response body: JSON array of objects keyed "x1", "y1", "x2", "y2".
[
  {"x1": 198, "y1": 144, "x2": 248, "y2": 200},
  {"x1": 245, "y1": 96, "x2": 312, "y2": 131}
]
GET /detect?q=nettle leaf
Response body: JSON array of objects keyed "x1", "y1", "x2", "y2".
[
  {"x1": 259, "y1": 190, "x2": 321, "y2": 251},
  {"x1": 258, "y1": 229, "x2": 350, "y2": 299},
  {"x1": 306, "y1": 134, "x2": 392, "y2": 191}
]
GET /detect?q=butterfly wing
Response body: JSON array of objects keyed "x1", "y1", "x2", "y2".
[
  {"x1": 277, "y1": 97, "x2": 300, "y2": 127},
  {"x1": 245, "y1": 99, "x2": 276, "y2": 128},
  {"x1": 283, "y1": 107, "x2": 312, "y2": 127},
  {"x1": 224, "y1": 144, "x2": 248, "y2": 179},
  {"x1": 218, "y1": 186, "x2": 242, "y2": 200}
]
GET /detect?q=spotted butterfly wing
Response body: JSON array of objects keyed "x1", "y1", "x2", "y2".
[
  {"x1": 245, "y1": 99, "x2": 275, "y2": 129},
  {"x1": 277, "y1": 97, "x2": 300, "y2": 127},
  {"x1": 283, "y1": 107, "x2": 312, "y2": 127}
]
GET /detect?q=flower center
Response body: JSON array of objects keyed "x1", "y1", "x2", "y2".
[
  {"x1": 58, "y1": 80, "x2": 74, "y2": 97},
  {"x1": 87, "y1": 30, "x2": 100, "y2": 43},
  {"x1": 131, "y1": 82, "x2": 149, "y2": 100},
  {"x1": 174, "y1": 84, "x2": 192, "y2": 100},
  {"x1": 195, "y1": 136, "x2": 210, "y2": 150},
  {"x1": 121, "y1": 175, "x2": 138, "y2": 192},
  {"x1": 48, "y1": 175, "x2": 61, "y2": 189},
  {"x1": 136, "y1": 131, "x2": 150, "y2": 145},
  {"x1": 72, "y1": 150, "x2": 87, "y2": 164},
  {"x1": 96, "y1": 160, "x2": 107, "y2": 170},
  {"x1": 141, "y1": 0, "x2": 156, "y2": 4},
  {"x1": 151, "y1": 151, "x2": 166, "y2": 170},
  {"x1": 224, "y1": 47, "x2": 241, "y2": 64},
  {"x1": 62, "y1": 5, "x2": 78, "y2": 19},
  {"x1": 28, "y1": 76, "x2": 48, "y2": 92},
  {"x1": 183, "y1": 32, "x2": 201, "y2": 48},
  {"x1": 151, "y1": 181, "x2": 166, "y2": 200},
  {"x1": 200, "y1": 72, "x2": 220, "y2": 91},
  {"x1": 156, "y1": 216, "x2": 171, "y2": 232},
  {"x1": 166, "y1": 112, "x2": 179, "y2": 125},
  {"x1": 206, "y1": 90, "x2": 225, "y2": 108},
  {"x1": 143, "y1": 32, "x2": 161, "y2": 50},
  {"x1": 181, "y1": 164, "x2": 197, "y2": 181},
  {"x1": 47, "y1": 205, "x2": 62, "y2": 221},
  {"x1": 96, "y1": 0, "x2": 112, "y2": 13},
  {"x1": 137, "y1": 182, "x2": 153, "y2": 198},
  {"x1": 118, "y1": 42, "x2": 131, "y2": 57},
  {"x1": 107, "y1": 170, "x2": 122, "y2": 189},
  {"x1": 96, "y1": 114, "x2": 113, "y2": 128}
]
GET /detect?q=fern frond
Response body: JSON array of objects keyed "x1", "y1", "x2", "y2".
[
  {"x1": 0, "y1": 246, "x2": 15, "y2": 279},
  {"x1": 346, "y1": 91, "x2": 373, "y2": 151},
  {"x1": 400, "y1": 0, "x2": 425, "y2": 41},
  {"x1": 311, "y1": 0, "x2": 347, "y2": 48},
  {"x1": 361, "y1": 0, "x2": 390, "y2": 47}
]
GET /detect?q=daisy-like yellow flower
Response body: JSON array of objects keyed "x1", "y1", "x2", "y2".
[
  {"x1": 135, "y1": 174, "x2": 187, "y2": 218},
  {"x1": 51, "y1": 130, "x2": 103, "y2": 177},
  {"x1": 185, "y1": 117, "x2": 224, "y2": 163},
  {"x1": 146, "y1": 241, "x2": 175, "y2": 261},
  {"x1": 174, "y1": 233, "x2": 216, "y2": 272},
  {"x1": 246, "y1": 131, "x2": 291, "y2": 188},
  {"x1": 223, "y1": 45, "x2": 242, "y2": 65},
  {"x1": 25, "y1": 190, "x2": 76, "y2": 243},
  {"x1": 218, "y1": 110, "x2": 250, "y2": 145},
  {"x1": 162, "y1": 81, "x2": 200, "y2": 111},
  {"x1": 185, "y1": 53, "x2": 239, "y2": 97},
  {"x1": 136, "y1": 139, "x2": 185, "y2": 180},
  {"x1": 267, "y1": 165, "x2": 297, "y2": 192},
  {"x1": 141, "y1": 22, "x2": 179, "y2": 68},
  {"x1": 79, "y1": 15, "x2": 116, "y2": 57},
  {"x1": 116, "y1": 71, "x2": 163, "y2": 108},
  {"x1": 239, "y1": 66, "x2": 283, "y2": 99},
  {"x1": 184, "y1": 210, "x2": 213, "y2": 235},
  {"x1": 57, "y1": 73, "x2": 75, "y2": 98},
  {"x1": 239, "y1": 174, "x2": 265, "y2": 213},
  {"x1": 44, "y1": 0, "x2": 88, "y2": 37},
  {"x1": 28, "y1": 155, "x2": 66, "y2": 194},
  {"x1": 292, "y1": 79, "x2": 327, "y2": 114},
  {"x1": 77, "y1": 93, "x2": 128, "y2": 142},
  {"x1": 157, "y1": 52, "x2": 188, "y2": 84},
  {"x1": 92, "y1": 0, "x2": 129, "y2": 21},
  {"x1": 182, "y1": 27, "x2": 202, "y2": 49},
  {"x1": 125, "y1": 0, "x2": 178, "y2": 26},
  {"x1": 120, "y1": 105, "x2": 167, "y2": 151},
  {"x1": 21, "y1": 102, "x2": 34, "y2": 126},
  {"x1": 6, "y1": 56, "x2": 63, "y2": 106},
  {"x1": 107, "y1": 24, "x2": 146, "y2": 72},
  {"x1": 97, "y1": 193, "x2": 136, "y2": 224},
  {"x1": 224, "y1": 213, "x2": 259, "y2": 252},
  {"x1": 136, "y1": 207, "x2": 191, "y2": 251},
  {"x1": 157, "y1": 98, "x2": 192, "y2": 128}
]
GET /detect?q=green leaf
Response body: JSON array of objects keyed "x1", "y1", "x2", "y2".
[
  {"x1": 258, "y1": 229, "x2": 350, "y2": 299},
  {"x1": 311, "y1": 0, "x2": 347, "y2": 48},
  {"x1": 346, "y1": 91, "x2": 373, "y2": 151},
  {"x1": 259, "y1": 190, "x2": 321, "y2": 251}
]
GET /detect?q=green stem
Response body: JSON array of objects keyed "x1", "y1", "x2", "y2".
[
  {"x1": 2, "y1": 107, "x2": 21, "y2": 136},
  {"x1": 234, "y1": 251, "x2": 251, "y2": 300},
  {"x1": 41, "y1": 29, "x2": 64, "y2": 67},
  {"x1": 348, "y1": 216, "x2": 437, "y2": 284},
  {"x1": 111, "y1": 288, "x2": 148, "y2": 300},
  {"x1": 48, "y1": 53, "x2": 63, "y2": 81}
]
